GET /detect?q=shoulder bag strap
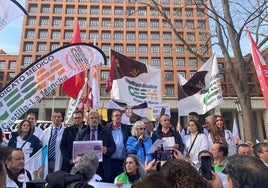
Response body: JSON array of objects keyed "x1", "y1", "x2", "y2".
[{"x1": 188, "y1": 133, "x2": 199, "y2": 154}]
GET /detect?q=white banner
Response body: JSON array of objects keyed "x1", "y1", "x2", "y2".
[{"x1": 0, "y1": 43, "x2": 106, "y2": 130}]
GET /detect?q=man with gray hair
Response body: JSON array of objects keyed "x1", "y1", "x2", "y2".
[
  {"x1": 71, "y1": 153, "x2": 99, "y2": 183},
  {"x1": 45, "y1": 153, "x2": 99, "y2": 188},
  {"x1": 76, "y1": 110, "x2": 116, "y2": 183}
]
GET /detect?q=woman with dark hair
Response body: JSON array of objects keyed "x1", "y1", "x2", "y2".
[
  {"x1": 183, "y1": 120, "x2": 209, "y2": 168},
  {"x1": 0, "y1": 128, "x2": 8, "y2": 146},
  {"x1": 114, "y1": 154, "x2": 143, "y2": 185},
  {"x1": 160, "y1": 159, "x2": 213, "y2": 188},
  {"x1": 208, "y1": 115, "x2": 236, "y2": 156},
  {"x1": 8, "y1": 119, "x2": 42, "y2": 160}
]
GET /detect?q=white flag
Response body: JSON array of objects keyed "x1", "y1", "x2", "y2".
[
  {"x1": 232, "y1": 117, "x2": 239, "y2": 139},
  {"x1": 25, "y1": 145, "x2": 48, "y2": 180},
  {"x1": 107, "y1": 100, "x2": 149, "y2": 125},
  {"x1": 65, "y1": 82, "x2": 86, "y2": 124},
  {"x1": 0, "y1": 0, "x2": 27, "y2": 30},
  {"x1": 178, "y1": 53, "x2": 223, "y2": 116},
  {"x1": 107, "y1": 50, "x2": 162, "y2": 107},
  {"x1": 88, "y1": 65, "x2": 100, "y2": 110}
]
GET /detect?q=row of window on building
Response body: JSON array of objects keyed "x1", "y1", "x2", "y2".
[
  {"x1": 26, "y1": 16, "x2": 206, "y2": 30},
  {"x1": 22, "y1": 42, "x2": 208, "y2": 55},
  {"x1": 29, "y1": 2, "x2": 205, "y2": 17},
  {"x1": 25, "y1": 29, "x2": 208, "y2": 42}
]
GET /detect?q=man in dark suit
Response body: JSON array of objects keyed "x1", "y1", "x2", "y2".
[
  {"x1": 76, "y1": 110, "x2": 116, "y2": 183},
  {"x1": 60, "y1": 110, "x2": 86, "y2": 172},
  {"x1": 106, "y1": 109, "x2": 131, "y2": 182}
]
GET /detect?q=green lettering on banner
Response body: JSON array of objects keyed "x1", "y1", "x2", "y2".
[
  {"x1": 0, "y1": 101, "x2": 9, "y2": 120},
  {"x1": 128, "y1": 85, "x2": 146, "y2": 100},
  {"x1": 21, "y1": 76, "x2": 38, "y2": 100},
  {"x1": 3, "y1": 88, "x2": 24, "y2": 113}
]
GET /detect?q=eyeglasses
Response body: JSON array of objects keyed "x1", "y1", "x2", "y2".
[{"x1": 138, "y1": 127, "x2": 146, "y2": 130}]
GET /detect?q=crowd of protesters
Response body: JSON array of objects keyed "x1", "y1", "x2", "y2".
[{"x1": 1, "y1": 110, "x2": 268, "y2": 188}]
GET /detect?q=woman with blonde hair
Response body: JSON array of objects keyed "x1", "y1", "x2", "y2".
[{"x1": 208, "y1": 115, "x2": 236, "y2": 156}]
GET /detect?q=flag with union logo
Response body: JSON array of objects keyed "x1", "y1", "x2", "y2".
[
  {"x1": 178, "y1": 53, "x2": 223, "y2": 116},
  {"x1": 106, "y1": 50, "x2": 161, "y2": 107},
  {"x1": 0, "y1": 43, "x2": 106, "y2": 130}
]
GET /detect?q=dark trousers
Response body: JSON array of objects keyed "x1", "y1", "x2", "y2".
[
  {"x1": 110, "y1": 159, "x2": 124, "y2": 182},
  {"x1": 48, "y1": 160, "x2": 55, "y2": 173}
]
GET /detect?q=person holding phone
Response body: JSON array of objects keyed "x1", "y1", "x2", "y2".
[
  {"x1": 198, "y1": 150, "x2": 227, "y2": 187},
  {"x1": 183, "y1": 120, "x2": 209, "y2": 168},
  {"x1": 126, "y1": 121, "x2": 153, "y2": 165}
]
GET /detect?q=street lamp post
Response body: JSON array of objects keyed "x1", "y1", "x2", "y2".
[{"x1": 234, "y1": 99, "x2": 242, "y2": 114}]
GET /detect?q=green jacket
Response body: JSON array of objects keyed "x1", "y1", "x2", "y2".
[{"x1": 116, "y1": 172, "x2": 143, "y2": 184}]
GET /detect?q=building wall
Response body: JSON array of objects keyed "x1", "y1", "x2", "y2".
[{"x1": 0, "y1": 0, "x2": 267, "y2": 139}]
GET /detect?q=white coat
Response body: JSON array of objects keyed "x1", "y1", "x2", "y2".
[
  {"x1": 208, "y1": 130, "x2": 237, "y2": 156},
  {"x1": 6, "y1": 170, "x2": 31, "y2": 188},
  {"x1": 40, "y1": 124, "x2": 65, "y2": 175},
  {"x1": 183, "y1": 133, "x2": 209, "y2": 168}
]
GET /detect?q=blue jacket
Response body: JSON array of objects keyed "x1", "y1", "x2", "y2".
[{"x1": 126, "y1": 136, "x2": 153, "y2": 165}]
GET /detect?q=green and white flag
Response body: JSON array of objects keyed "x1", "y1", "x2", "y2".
[{"x1": 178, "y1": 53, "x2": 223, "y2": 116}]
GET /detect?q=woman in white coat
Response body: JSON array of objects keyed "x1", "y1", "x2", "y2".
[
  {"x1": 40, "y1": 111, "x2": 65, "y2": 175},
  {"x1": 183, "y1": 120, "x2": 209, "y2": 169},
  {"x1": 208, "y1": 115, "x2": 236, "y2": 156}
]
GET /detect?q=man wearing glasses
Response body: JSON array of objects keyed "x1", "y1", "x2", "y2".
[
  {"x1": 106, "y1": 110, "x2": 131, "y2": 182},
  {"x1": 60, "y1": 110, "x2": 86, "y2": 172}
]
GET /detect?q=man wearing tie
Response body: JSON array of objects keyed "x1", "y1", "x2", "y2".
[
  {"x1": 40, "y1": 111, "x2": 65, "y2": 173},
  {"x1": 76, "y1": 110, "x2": 116, "y2": 183}
]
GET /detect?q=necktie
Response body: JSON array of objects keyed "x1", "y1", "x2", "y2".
[
  {"x1": 91, "y1": 129, "x2": 96, "y2": 140},
  {"x1": 48, "y1": 128, "x2": 58, "y2": 160}
]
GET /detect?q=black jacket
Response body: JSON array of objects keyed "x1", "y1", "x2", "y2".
[
  {"x1": 152, "y1": 128, "x2": 184, "y2": 153},
  {"x1": 60, "y1": 124, "x2": 86, "y2": 172},
  {"x1": 8, "y1": 132, "x2": 42, "y2": 158},
  {"x1": 75, "y1": 125, "x2": 116, "y2": 182}
]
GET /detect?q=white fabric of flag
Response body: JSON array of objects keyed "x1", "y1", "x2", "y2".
[
  {"x1": 88, "y1": 65, "x2": 100, "y2": 110},
  {"x1": 178, "y1": 53, "x2": 223, "y2": 116},
  {"x1": 107, "y1": 100, "x2": 150, "y2": 125},
  {"x1": 65, "y1": 83, "x2": 85, "y2": 124},
  {"x1": 25, "y1": 145, "x2": 48, "y2": 180},
  {"x1": 232, "y1": 117, "x2": 239, "y2": 139},
  {"x1": 0, "y1": 0, "x2": 27, "y2": 30}
]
